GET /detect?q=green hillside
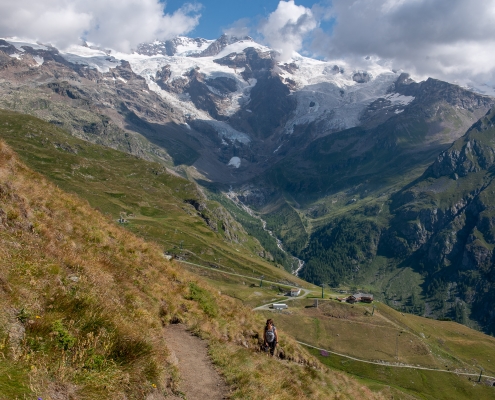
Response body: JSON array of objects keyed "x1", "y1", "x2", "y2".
[
  {"x1": 258, "y1": 298, "x2": 495, "y2": 400},
  {"x1": 0, "y1": 108, "x2": 308, "y2": 287},
  {"x1": 0, "y1": 138, "x2": 387, "y2": 399}
]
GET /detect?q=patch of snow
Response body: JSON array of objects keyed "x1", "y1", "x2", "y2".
[
  {"x1": 63, "y1": 44, "x2": 108, "y2": 58},
  {"x1": 54, "y1": 44, "x2": 121, "y2": 72},
  {"x1": 394, "y1": 109, "x2": 404, "y2": 114},
  {"x1": 213, "y1": 41, "x2": 269, "y2": 59},
  {"x1": 174, "y1": 37, "x2": 213, "y2": 56},
  {"x1": 446, "y1": 79, "x2": 495, "y2": 98},
  {"x1": 117, "y1": 50, "x2": 256, "y2": 116},
  {"x1": 144, "y1": 77, "x2": 212, "y2": 121},
  {"x1": 206, "y1": 120, "x2": 251, "y2": 144},
  {"x1": 228, "y1": 156, "x2": 241, "y2": 168},
  {"x1": 384, "y1": 93, "x2": 415, "y2": 106},
  {"x1": 9, "y1": 53, "x2": 21, "y2": 59},
  {"x1": 33, "y1": 56, "x2": 44, "y2": 66},
  {"x1": 206, "y1": 84, "x2": 226, "y2": 97},
  {"x1": 3, "y1": 38, "x2": 47, "y2": 51},
  {"x1": 117, "y1": 77, "x2": 127, "y2": 83},
  {"x1": 277, "y1": 54, "x2": 401, "y2": 135}
]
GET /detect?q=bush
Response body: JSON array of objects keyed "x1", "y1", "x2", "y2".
[{"x1": 52, "y1": 320, "x2": 76, "y2": 350}]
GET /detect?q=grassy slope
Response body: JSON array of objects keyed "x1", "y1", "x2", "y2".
[
  {"x1": 0, "y1": 108, "x2": 309, "y2": 287},
  {"x1": 0, "y1": 140, "x2": 387, "y2": 399},
  {"x1": 4, "y1": 109, "x2": 494, "y2": 398},
  {"x1": 259, "y1": 298, "x2": 495, "y2": 399}
]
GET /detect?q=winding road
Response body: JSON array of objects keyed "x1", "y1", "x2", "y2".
[
  {"x1": 179, "y1": 260, "x2": 495, "y2": 382},
  {"x1": 251, "y1": 289, "x2": 312, "y2": 310},
  {"x1": 177, "y1": 259, "x2": 311, "y2": 290},
  {"x1": 296, "y1": 341, "x2": 495, "y2": 380}
]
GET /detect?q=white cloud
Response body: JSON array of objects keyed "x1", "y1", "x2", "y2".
[
  {"x1": 0, "y1": 0, "x2": 202, "y2": 52},
  {"x1": 223, "y1": 18, "x2": 252, "y2": 38},
  {"x1": 314, "y1": 0, "x2": 495, "y2": 89},
  {"x1": 258, "y1": 0, "x2": 317, "y2": 61}
]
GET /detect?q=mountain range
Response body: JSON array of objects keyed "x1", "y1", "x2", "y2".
[{"x1": 1, "y1": 33, "x2": 495, "y2": 333}]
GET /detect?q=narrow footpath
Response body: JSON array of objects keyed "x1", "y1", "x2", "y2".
[
  {"x1": 164, "y1": 324, "x2": 228, "y2": 399},
  {"x1": 297, "y1": 341, "x2": 495, "y2": 380}
]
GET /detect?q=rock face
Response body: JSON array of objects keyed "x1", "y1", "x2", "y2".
[
  {"x1": 381, "y1": 107, "x2": 495, "y2": 332},
  {"x1": 352, "y1": 71, "x2": 371, "y2": 83},
  {"x1": 229, "y1": 73, "x2": 297, "y2": 139},
  {"x1": 191, "y1": 34, "x2": 254, "y2": 58}
]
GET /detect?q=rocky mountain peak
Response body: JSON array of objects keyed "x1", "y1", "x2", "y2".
[
  {"x1": 190, "y1": 34, "x2": 254, "y2": 58},
  {"x1": 136, "y1": 37, "x2": 212, "y2": 56}
]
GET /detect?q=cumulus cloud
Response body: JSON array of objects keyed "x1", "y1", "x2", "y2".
[
  {"x1": 314, "y1": 0, "x2": 495, "y2": 89},
  {"x1": 258, "y1": 0, "x2": 317, "y2": 61},
  {"x1": 223, "y1": 18, "x2": 252, "y2": 38},
  {"x1": 0, "y1": 0, "x2": 202, "y2": 52}
]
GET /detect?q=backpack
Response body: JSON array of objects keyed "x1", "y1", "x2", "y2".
[{"x1": 266, "y1": 326, "x2": 276, "y2": 343}]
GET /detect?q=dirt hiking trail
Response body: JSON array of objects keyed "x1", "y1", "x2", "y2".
[{"x1": 164, "y1": 324, "x2": 228, "y2": 399}]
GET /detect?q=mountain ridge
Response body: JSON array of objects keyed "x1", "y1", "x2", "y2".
[{"x1": 2, "y1": 34, "x2": 495, "y2": 332}]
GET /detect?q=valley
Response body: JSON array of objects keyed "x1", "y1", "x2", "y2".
[{"x1": 2, "y1": 28, "x2": 495, "y2": 399}]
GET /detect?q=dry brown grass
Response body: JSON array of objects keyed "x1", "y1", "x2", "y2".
[{"x1": 0, "y1": 140, "x2": 387, "y2": 399}]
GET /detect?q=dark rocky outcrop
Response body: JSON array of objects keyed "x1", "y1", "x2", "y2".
[
  {"x1": 392, "y1": 74, "x2": 495, "y2": 111},
  {"x1": 0, "y1": 39, "x2": 18, "y2": 55},
  {"x1": 154, "y1": 65, "x2": 172, "y2": 90},
  {"x1": 205, "y1": 76, "x2": 237, "y2": 94},
  {"x1": 214, "y1": 47, "x2": 274, "y2": 80},
  {"x1": 352, "y1": 71, "x2": 372, "y2": 83}
]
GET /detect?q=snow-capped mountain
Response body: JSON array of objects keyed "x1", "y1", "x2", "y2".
[
  {"x1": 0, "y1": 34, "x2": 493, "y2": 184},
  {"x1": 3, "y1": 34, "x2": 495, "y2": 331},
  {"x1": 137, "y1": 36, "x2": 213, "y2": 57}
]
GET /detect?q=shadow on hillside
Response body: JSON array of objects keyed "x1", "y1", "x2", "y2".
[{"x1": 124, "y1": 110, "x2": 202, "y2": 166}]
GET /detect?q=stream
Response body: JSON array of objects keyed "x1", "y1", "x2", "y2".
[{"x1": 226, "y1": 189, "x2": 305, "y2": 276}]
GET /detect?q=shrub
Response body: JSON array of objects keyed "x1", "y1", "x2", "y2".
[{"x1": 52, "y1": 320, "x2": 76, "y2": 350}]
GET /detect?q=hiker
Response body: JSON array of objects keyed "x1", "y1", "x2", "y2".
[{"x1": 264, "y1": 318, "x2": 278, "y2": 356}]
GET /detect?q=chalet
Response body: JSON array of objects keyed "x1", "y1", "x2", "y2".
[
  {"x1": 347, "y1": 293, "x2": 374, "y2": 303},
  {"x1": 272, "y1": 303, "x2": 288, "y2": 310},
  {"x1": 290, "y1": 288, "x2": 301, "y2": 297}
]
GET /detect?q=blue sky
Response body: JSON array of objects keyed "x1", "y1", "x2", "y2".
[{"x1": 162, "y1": 0, "x2": 328, "y2": 39}]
